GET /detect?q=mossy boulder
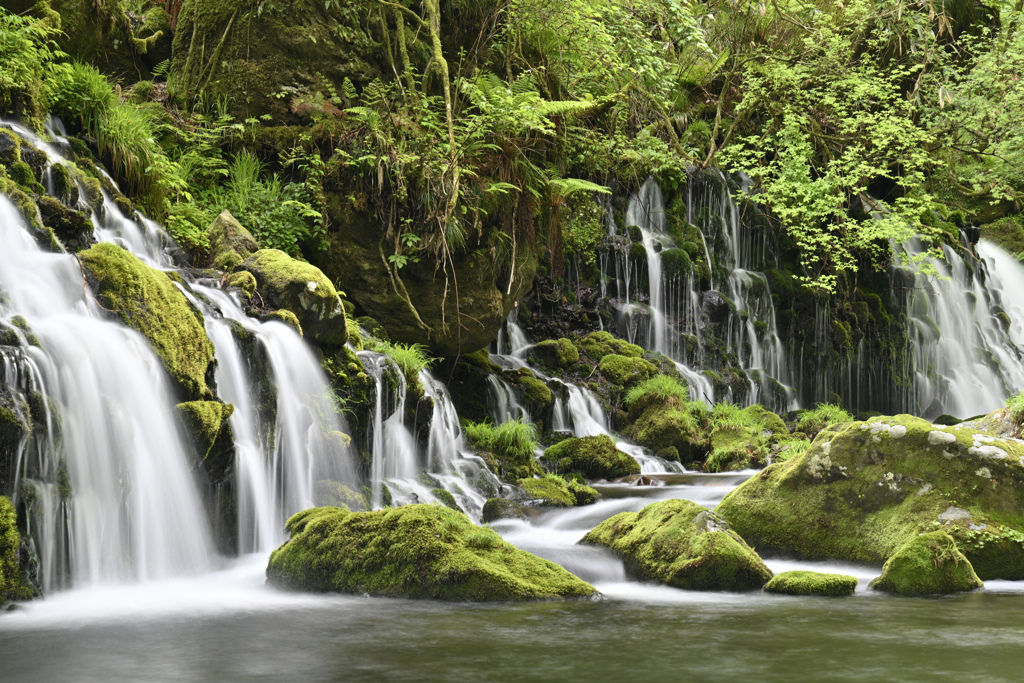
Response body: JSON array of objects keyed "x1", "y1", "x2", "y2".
[
  {"x1": 482, "y1": 497, "x2": 525, "y2": 522},
  {"x1": 716, "y1": 415, "x2": 1024, "y2": 580},
  {"x1": 623, "y1": 397, "x2": 708, "y2": 464},
  {"x1": 241, "y1": 249, "x2": 347, "y2": 346},
  {"x1": 79, "y1": 243, "x2": 215, "y2": 400},
  {"x1": 208, "y1": 210, "x2": 258, "y2": 271},
  {"x1": 517, "y1": 475, "x2": 577, "y2": 508},
  {"x1": 580, "y1": 331, "x2": 644, "y2": 360},
  {"x1": 763, "y1": 570, "x2": 858, "y2": 596},
  {"x1": 266, "y1": 505, "x2": 597, "y2": 601},
  {"x1": 598, "y1": 354, "x2": 657, "y2": 388},
  {"x1": 176, "y1": 401, "x2": 235, "y2": 483},
  {"x1": 869, "y1": 531, "x2": 983, "y2": 595},
  {"x1": 580, "y1": 499, "x2": 773, "y2": 591},
  {"x1": 36, "y1": 195, "x2": 93, "y2": 252},
  {"x1": 510, "y1": 370, "x2": 552, "y2": 415},
  {"x1": 542, "y1": 435, "x2": 640, "y2": 479},
  {"x1": 529, "y1": 338, "x2": 580, "y2": 372},
  {"x1": 224, "y1": 270, "x2": 257, "y2": 298},
  {"x1": 1, "y1": 496, "x2": 34, "y2": 605}
]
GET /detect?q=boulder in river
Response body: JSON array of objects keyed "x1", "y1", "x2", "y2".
[
  {"x1": 266, "y1": 505, "x2": 597, "y2": 601},
  {"x1": 764, "y1": 570, "x2": 858, "y2": 596},
  {"x1": 542, "y1": 434, "x2": 640, "y2": 479},
  {"x1": 580, "y1": 499, "x2": 773, "y2": 591},
  {"x1": 869, "y1": 531, "x2": 983, "y2": 595},
  {"x1": 716, "y1": 414, "x2": 1024, "y2": 579}
]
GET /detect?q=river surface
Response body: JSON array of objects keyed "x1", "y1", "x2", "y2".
[{"x1": 3, "y1": 474, "x2": 1024, "y2": 682}]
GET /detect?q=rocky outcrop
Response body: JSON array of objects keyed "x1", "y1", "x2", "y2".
[
  {"x1": 716, "y1": 415, "x2": 1024, "y2": 579},
  {"x1": 176, "y1": 401, "x2": 235, "y2": 483},
  {"x1": 542, "y1": 435, "x2": 640, "y2": 480},
  {"x1": 207, "y1": 210, "x2": 257, "y2": 271},
  {"x1": 1, "y1": 496, "x2": 34, "y2": 606},
  {"x1": 581, "y1": 499, "x2": 773, "y2": 591},
  {"x1": 266, "y1": 505, "x2": 598, "y2": 601}
]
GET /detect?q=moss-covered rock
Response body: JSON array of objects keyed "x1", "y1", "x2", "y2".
[
  {"x1": 0, "y1": 386, "x2": 31, "y2": 493},
  {"x1": 223, "y1": 270, "x2": 257, "y2": 298},
  {"x1": 980, "y1": 215, "x2": 1024, "y2": 258},
  {"x1": 266, "y1": 505, "x2": 597, "y2": 600},
  {"x1": 598, "y1": 354, "x2": 657, "y2": 388},
  {"x1": 241, "y1": 249, "x2": 346, "y2": 346},
  {"x1": 36, "y1": 195, "x2": 93, "y2": 252},
  {"x1": 542, "y1": 434, "x2": 640, "y2": 479},
  {"x1": 208, "y1": 210, "x2": 258, "y2": 270},
  {"x1": 1, "y1": 496, "x2": 33, "y2": 605},
  {"x1": 510, "y1": 370, "x2": 552, "y2": 415},
  {"x1": 482, "y1": 497, "x2": 525, "y2": 522},
  {"x1": 529, "y1": 338, "x2": 580, "y2": 372},
  {"x1": 580, "y1": 331, "x2": 644, "y2": 360},
  {"x1": 517, "y1": 475, "x2": 577, "y2": 508},
  {"x1": 716, "y1": 415, "x2": 1024, "y2": 580},
  {"x1": 176, "y1": 401, "x2": 235, "y2": 482},
  {"x1": 869, "y1": 531, "x2": 983, "y2": 595},
  {"x1": 623, "y1": 396, "x2": 708, "y2": 464},
  {"x1": 581, "y1": 499, "x2": 773, "y2": 591},
  {"x1": 763, "y1": 570, "x2": 858, "y2": 596},
  {"x1": 79, "y1": 243, "x2": 215, "y2": 400}
]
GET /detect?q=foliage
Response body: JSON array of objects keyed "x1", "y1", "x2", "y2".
[
  {"x1": 1005, "y1": 391, "x2": 1024, "y2": 436},
  {"x1": 370, "y1": 340, "x2": 434, "y2": 386},
  {"x1": 624, "y1": 374, "x2": 690, "y2": 407},
  {"x1": 0, "y1": 7, "x2": 62, "y2": 123},
  {"x1": 462, "y1": 418, "x2": 538, "y2": 463},
  {"x1": 794, "y1": 403, "x2": 853, "y2": 439}
]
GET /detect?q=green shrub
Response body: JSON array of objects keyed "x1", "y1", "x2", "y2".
[
  {"x1": 0, "y1": 8, "x2": 60, "y2": 123},
  {"x1": 46, "y1": 61, "x2": 114, "y2": 136},
  {"x1": 624, "y1": 374, "x2": 690, "y2": 408},
  {"x1": 463, "y1": 418, "x2": 538, "y2": 480},
  {"x1": 370, "y1": 340, "x2": 433, "y2": 387},
  {"x1": 794, "y1": 403, "x2": 853, "y2": 439}
]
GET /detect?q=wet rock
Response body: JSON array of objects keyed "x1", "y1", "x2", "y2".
[
  {"x1": 176, "y1": 401, "x2": 235, "y2": 483},
  {"x1": 482, "y1": 497, "x2": 525, "y2": 522},
  {"x1": 869, "y1": 531, "x2": 983, "y2": 595},
  {"x1": 702, "y1": 290, "x2": 733, "y2": 323},
  {"x1": 764, "y1": 570, "x2": 858, "y2": 596},
  {"x1": 36, "y1": 196, "x2": 93, "y2": 252},
  {"x1": 266, "y1": 505, "x2": 597, "y2": 601},
  {"x1": 542, "y1": 435, "x2": 640, "y2": 479},
  {"x1": 208, "y1": 210, "x2": 258, "y2": 271}
]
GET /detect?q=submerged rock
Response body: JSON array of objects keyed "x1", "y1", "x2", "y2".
[
  {"x1": 869, "y1": 531, "x2": 983, "y2": 595},
  {"x1": 580, "y1": 499, "x2": 773, "y2": 591},
  {"x1": 716, "y1": 415, "x2": 1024, "y2": 579},
  {"x1": 542, "y1": 435, "x2": 640, "y2": 479},
  {"x1": 241, "y1": 249, "x2": 347, "y2": 347},
  {"x1": 764, "y1": 570, "x2": 858, "y2": 596},
  {"x1": 266, "y1": 505, "x2": 597, "y2": 601},
  {"x1": 79, "y1": 243, "x2": 215, "y2": 401}
]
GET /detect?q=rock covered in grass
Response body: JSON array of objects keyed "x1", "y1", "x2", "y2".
[
  {"x1": 580, "y1": 499, "x2": 773, "y2": 591},
  {"x1": 542, "y1": 434, "x2": 640, "y2": 479},
  {"x1": 266, "y1": 505, "x2": 597, "y2": 601},
  {"x1": 869, "y1": 531, "x2": 983, "y2": 595},
  {"x1": 241, "y1": 249, "x2": 348, "y2": 346},
  {"x1": 517, "y1": 475, "x2": 597, "y2": 507},
  {"x1": 716, "y1": 415, "x2": 1024, "y2": 579},
  {"x1": 79, "y1": 243, "x2": 215, "y2": 401},
  {"x1": 764, "y1": 570, "x2": 858, "y2": 596}
]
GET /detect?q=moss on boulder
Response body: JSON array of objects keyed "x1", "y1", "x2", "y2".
[
  {"x1": 529, "y1": 338, "x2": 580, "y2": 372},
  {"x1": 482, "y1": 497, "x2": 525, "y2": 522},
  {"x1": 266, "y1": 505, "x2": 597, "y2": 601},
  {"x1": 580, "y1": 331, "x2": 644, "y2": 360},
  {"x1": 510, "y1": 370, "x2": 552, "y2": 415},
  {"x1": 176, "y1": 401, "x2": 235, "y2": 482},
  {"x1": 241, "y1": 249, "x2": 346, "y2": 346},
  {"x1": 1, "y1": 496, "x2": 33, "y2": 605},
  {"x1": 623, "y1": 396, "x2": 708, "y2": 464},
  {"x1": 542, "y1": 434, "x2": 640, "y2": 479},
  {"x1": 716, "y1": 415, "x2": 1024, "y2": 580},
  {"x1": 208, "y1": 210, "x2": 258, "y2": 270},
  {"x1": 764, "y1": 570, "x2": 858, "y2": 596},
  {"x1": 869, "y1": 531, "x2": 983, "y2": 595},
  {"x1": 517, "y1": 475, "x2": 577, "y2": 508},
  {"x1": 581, "y1": 499, "x2": 773, "y2": 591},
  {"x1": 223, "y1": 270, "x2": 257, "y2": 298},
  {"x1": 980, "y1": 215, "x2": 1024, "y2": 258},
  {"x1": 79, "y1": 243, "x2": 215, "y2": 400},
  {"x1": 36, "y1": 195, "x2": 93, "y2": 252},
  {"x1": 598, "y1": 354, "x2": 657, "y2": 388}
]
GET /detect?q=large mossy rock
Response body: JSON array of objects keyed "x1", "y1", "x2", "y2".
[
  {"x1": 716, "y1": 415, "x2": 1024, "y2": 580},
  {"x1": 80, "y1": 243, "x2": 215, "y2": 401},
  {"x1": 240, "y1": 249, "x2": 348, "y2": 347},
  {"x1": 542, "y1": 435, "x2": 640, "y2": 479},
  {"x1": 1, "y1": 496, "x2": 33, "y2": 605},
  {"x1": 581, "y1": 499, "x2": 773, "y2": 591},
  {"x1": 266, "y1": 505, "x2": 597, "y2": 601},
  {"x1": 176, "y1": 401, "x2": 235, "y2": 483},
  {"x1": 622, "y1": 394, "x2": 707, "y2": 464},
  {"x1": 170, "y1": 0, "x2": 381, "y2": 121},
  {"x1": 869, "y1": 531, "x2": 983, "y2": 595},
  {"x1": 207, "y1": 210, "x2": 258, "y2": 271},
  {"x1": 764, "y1": 570, "x2": 858, "y2": 596}
]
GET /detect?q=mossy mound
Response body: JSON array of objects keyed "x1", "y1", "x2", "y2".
[
  {"x1": 241, "y1": 249, "x2": 347, "y2": 346},
  {"x1": 716, "y1": 415, "x2": 1024, "y2": 579},
  {"x1": 542, "y1": 435, "x2": 640, "y2": 479},
  {"x1": 1, "y1": 496, "x2": 34, "y2": 605},
  {"x1": 869, "y1": 531, "x2": 983, "y2": 595},
  {"x1": 623, "y1": 394, "x2": 708, "y2": 464},
  {"x1": 176, "y1": 401, "x2": 235, "y2": 482},
  {"x1": 529, "y1": 338, "x2": 580, "y2": 372},
  {"x1": 79, "y1": 243, "x2": 215, "y2": 400},
  {"x1": 510, "y1": 370, "x2": 553, "y2": 415},
  {"x1": 763, "y1": 570, "x2": 858, "y2": 596},
  {"x1": 517, "y1": 475, "x2": 577, "y2": 507},
  {"x1": 598, "y1": 354, "x2": 657, "y2": 388},
  {"x1": 224, "y1": 270, "x2": 257, "y2": 298},
  {"x1": 36, "y1": 196, "x2": 93, "y2": 252},
  {"x1": 208, "y1": 210, "x2": 258, "y2": 270},
  {"x1": 266, "y1": 505, "x2": 597, "y2": 601},
  {"x1": 482, "y1": 497, "x2": 525, "y2": 522},
  {"x1": 581, "y1": 499, "x2": 773, "y2": 591},
  {"x1": 580, "y1": 331, "x2": 644, "y2": 360}
]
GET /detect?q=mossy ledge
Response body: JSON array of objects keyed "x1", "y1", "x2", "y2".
[
  {"x1": 79, "y1": 243, "x2": 215, "y2": 401},
  {"x1": 266, "y1": 505, "x2": 598, "y2": 601},
  {"x1": 764, "y1": 570, "x2": 858, "y2": 596},
  {"x1": 580, "y1": 499, "x2": 773, "y2": 591}
]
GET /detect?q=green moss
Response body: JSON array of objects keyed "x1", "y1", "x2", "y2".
[
  {"x1": 660, "y1": 248, "x2": 693, "y2": 280},
  {"x1": 266, "y1": 505, "x2": 597, "y2": 600},
  {"x1": 869, "y1": 531, "x2": 983, "y2": 595},
  {"x1": 624, "y1": 396, "x2": 709, "y2": 464},
  {"x1": 262, "y1": 309, "x2": 304, "y2": 336},
  {"x1": 598, "y1": 354, "x2": 657, "y2": 388},
  {"x1": 463, "y1": 419, "x2": 538, "y2": 481},
  {"x1": 36, "y1": 195, "x2": 93, "y2": 252},
  {"x1": 1, "y1": 496, "x2": 34, "y2": 604},
  {"x1": 482, "y1": 497, "x2": 525, "y2": 522},
  {"x1": 355, "y1": 316, "x2": 390, "y2": 342},
  {"x1": 764, "y1": 570, "x2": 858, "y2": 596},
  {"x1": 241, "y1": 249, "x2": 347, "y2": 347},
  {"x1": 793, "y1": 403, "x2": 853, "y2": 439},
  {"x1": 79, "y1": 243, "x2": 215, "y2": 400},
  {"x1": 581, "y1": 499, "x2": 773, "y2": 591},
  {"x1": 224, "y1": 270, "x2": 257, "y2": 297},
  {"x1": 316, "y1": 481, "x2": 369, "y2": 511},
  {"x1": 176, "y1": 401, "x2": 235, "y2": 481},
  {"x1": 980, "y1": 215, "x2": 1024, "y2": 257},
  {"x1": 431, "y1": 488, "x2": 463, "y2": 512},
  {"x1": 517, "y1": 475, "x2": 577, "y2": 507},
  {"x1": 580, "y1": 331, "x2": 643, "y2": 360},
  {"x1": 716, "y1": 415, "x2": 1024, "y2": 580},
  {"x1": 208, "y1": 210, "x2": 258, "y2": 268},
  {"x1": 542, "y1": 434, "x2": 640, "y2": 479},
  {"x1": 513, "y1": 371, "x2": 552, "y2": 414},
  {"x1": 530, "y1": 338, "x2": 580, "y2": 371}
]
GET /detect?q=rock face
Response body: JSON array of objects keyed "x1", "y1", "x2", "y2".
[
  {"x1": 240, "y1": 249, "x2": 348, "y2": 347},
  {"x1": 764, "y1": 570, "x2": 858, "y2": 596},
  {"x1": 581, "y1": 499, "x2": 774, "y2": 591},
  {"x1": 869, "y1": 531, "x2": 983, "y2": 595},
  {"x1": 716, "y1": 415, "x2": 1024, "y2": 580},
  {"x1": 176, "y1": 401, "x2": 235, "y2": 482},
  {"x1": 79, "y1": 243, "x2": 215, "y2": 401},
  {"x1": 266, "y1": 505, "x2": 597, "y2": 601},
  {"x1": 542, "y1": 435, "x2": 640, "y2": 479},
  {"x1": 1, "y1": 496, "x2": 33, "y2": 605}
]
